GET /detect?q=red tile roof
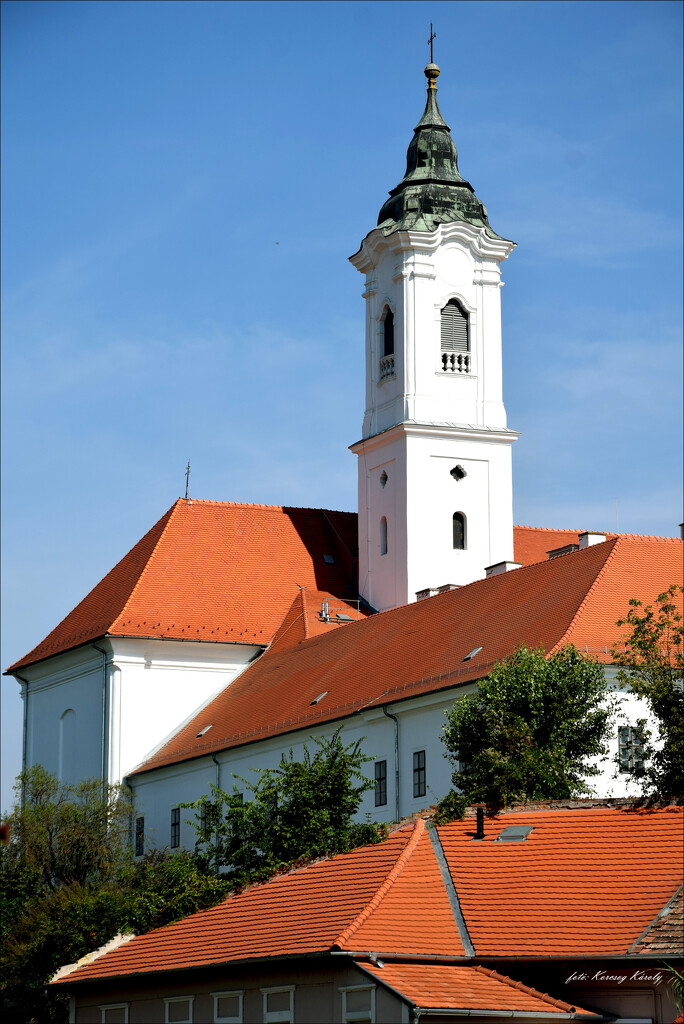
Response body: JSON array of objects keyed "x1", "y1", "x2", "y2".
[
  {"x1": 7, "y1": 492, "x2": 655, "y2": 674},
  {"x1": 438, "y1": 806, "x2": 684, "y2": 957},
  {"x1": 51, "y1": 806, "x2": 683, "y2": 986},
  {"x1": 134, "y1": 535, "x2": 682, "y2": 773},
  {"x1": 359, "y1": 961, "x2": 598, "y2": 1016},
  {"x1": 8, "y1": 500, "x2": 360, "y2": 671}
]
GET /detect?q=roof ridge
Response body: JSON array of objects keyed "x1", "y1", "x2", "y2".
[
  {"x1": 110, "y1": 500, "x2": 184, "y2": 632},
  {"x1": 547, "y1": 537, "x2": 621, "y2": 657},
  {"x1": 471, "y1": 965, "x2": 587, "y2": 1013},
  {"x1": 333, "y1": 819, "x2": 425, "y2": 949},
  {"x1": 170, "y1": 498, "x2": 356, "y2": 516}
]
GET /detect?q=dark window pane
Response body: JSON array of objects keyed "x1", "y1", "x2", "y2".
[
  {"x1": 413, "y1": 750, "x2": 426, "y2": 798},
  {"x1": 453, "y1": 512, "x2": 466, "y2": 550},
  {"x1": 375, "y1": 760, "x2": 387, "y2": 807},
  {"x1": 171, "y1": 807, "x2": 180, "y2": 848},
  {"x1": 135, "y1": 816, "x2": 144, "y2": 857},
  {"x1": 383, "y1": 309, "x2": 394, "y2": 356}
]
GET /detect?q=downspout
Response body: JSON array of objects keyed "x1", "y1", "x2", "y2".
[
  {"x1": 14, "y1": 671, "x2": 30, "y2": 810},
  {"x1": 92, "y1": 644, "x2": 108, "y2": 790},
  {"x1": 382, "y1": 705, "x2": 400, "y2": 823},
  {"x1": 211, "y1": 753, "x2": 221, "y2": 875}
]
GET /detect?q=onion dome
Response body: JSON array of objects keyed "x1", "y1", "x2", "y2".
[{"x1": 377, "y1": 63, "x2": 503, "y2": 238}]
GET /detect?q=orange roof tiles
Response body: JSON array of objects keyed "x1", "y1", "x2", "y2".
[
  {"x1": 134, "y1": 535, "x2": 682, "y2": 773},
  {"x1": 438, "y1": 806, "x2": 684, "y2": 957},
  {"x1": 8, "y1": 500, "x2": 360, "y2": 671},
  {"x1": 52, "y1": 806, "x2": 683, "y2": 987},
  {"x1": 9, "y1": 491, "x2": 675, "y2": 674},
  {"x1": 359, "y1": 962, "x2": 599, "y2": 1016}
]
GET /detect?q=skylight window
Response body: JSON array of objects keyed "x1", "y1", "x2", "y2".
[
  {"x1": 322, "y1": 553, "x2": 335, "y2": 565},
  {"x1": 196, "y1": 725, "x2": 213, "y2": 738},
  {"x1": 311, "y1": 691, "x2": 328, "y2": 705},
  {"x1": 495, "y1": 825, "x2": 533, "y2": 842}
]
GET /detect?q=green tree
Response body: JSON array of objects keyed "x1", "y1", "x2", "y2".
[
  {"x1": 613, "y1": 585, "x2": 684, "y2": 799},
  {"x1": 0, "y1": 769, "x2": 230, "y2": 1024},
  {"x1": 185, "y1": 729, "x2": 384, "y2": 884},
  {"x1": 440, "y1": 645, "x2": 614, "y2": 809}
]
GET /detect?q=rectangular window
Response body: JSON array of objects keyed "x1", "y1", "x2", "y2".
[
  {"x1": 374, "y1": 760, "x2": 387, "y2": 807},
  {"x1": 100, "y1": 1006, "x2": 129, "y2": 1024},
  {"x1": 171, "y1": 807, "x2": 181, "y2": 848},
  {"x1": 212, "y1": 990, "x2": 243, "y2": 1023},
  {"x1": 413, "y1": 750, "x2": 426, "y2": 799},
  {"x1": 164, "y1": 997, "x2": 193, "y2": 1024},
  {"x1": 261, "y1": 985, "x2": 295, "y2": 1023},
  {"x1": 339, "y1": 985, "x2": 376, "y2": 1023},
  {"x1": 618, "y1": 725, "x2": 645, "y2": 773},
  {"x1": 135, "y1": 816, "x2": 144, "y2": 857}
]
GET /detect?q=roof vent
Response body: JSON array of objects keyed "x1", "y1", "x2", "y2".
[
  {"x1": 578, "y1": 531, "x2": 607, "y2": 548},
  {"x1": 463, "y1": 646, "x2": 483, "y2": 662},
  {"x1": 311, "y1": 691, "x2": 328, "y2": 705},
  {"x1": 416, "y1": 588, "x2": 435, "y2": 600},
  {"x1": 196, "y1": 725, "x2": 213, "y2": 738},
  {"x1": 485, "y1": 561, "x2": 522, "y2": 577},
  {"x1": 495, "y1": 825, "x2": 533, "y2": 842},
  {"x1": 322, "y1": 553, "x2": 335, "y2": 564},
  {"x1": 547, "y1": 544, "x2": 579, "y2": 559}
]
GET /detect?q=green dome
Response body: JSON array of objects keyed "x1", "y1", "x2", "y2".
[{"x1": 377, "y1": 67, "x2": 503, "y2": 238}]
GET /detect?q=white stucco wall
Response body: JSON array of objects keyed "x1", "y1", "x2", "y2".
[
  {"x1": 129, "y1": 676, "x2": 653, "y2": 854},
  {"x1": 16, "y1": 637, "x2": 264, "y2": 788},
  {"x1": 350, "y1": 222, "x2": 518, "y2": 610}
]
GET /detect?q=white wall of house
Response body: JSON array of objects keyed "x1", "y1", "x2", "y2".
[
  {"x1": 16, "y1": 637, "x2": 263, "y2": 788},
  {"x1": 128, "y1": 676, "x2": 653, "y2": 854}
]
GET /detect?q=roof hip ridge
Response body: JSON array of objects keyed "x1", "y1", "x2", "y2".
[
  {"x1": 110, "y1": 500, "x2": 183, "y2": 632},
  {"x1": 332, "y1": 819, "x2": 426, "y2": 949},
  {"x1": 471, "y1": 965, "x2": 587, "y2": 1013},
  {"x1": 547, "y1": 536, "x2": 621, "y2": 658}
]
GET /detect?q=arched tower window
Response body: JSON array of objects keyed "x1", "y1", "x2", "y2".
[
  {"x1": 379, "y1": 308, "x2": 395, "y2": 381},
  {"x1": 383, "y1": 308, "x2": 394, "y2": 356},
  {"x1": 453, "y1": 512, "x2": 466, "y2": 550},
  {"x1": 380, "y1": 516, "x2": 388, "y2": 555},
  {"x1": 441, "y1": 299, "x2": 470, "y2": 373}
]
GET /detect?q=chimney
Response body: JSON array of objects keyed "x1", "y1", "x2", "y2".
[
  {"x1": 485, "y1": 561, "x2": 522, "y2": 578},
  {"x1": 578, "y1": 531, "x2": 607, "y2": 548},
  {"x1": 474, "y1": 805, "x2": 485, "y2": 840}
]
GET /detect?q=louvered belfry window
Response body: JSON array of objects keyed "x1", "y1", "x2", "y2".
[{"x1": 441, "y1": 299, "x2": 469, "y2": 353}]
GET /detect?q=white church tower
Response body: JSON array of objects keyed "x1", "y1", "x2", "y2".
[{"x1": 350, "y1": 62, "x2": 519, "y2": 611}]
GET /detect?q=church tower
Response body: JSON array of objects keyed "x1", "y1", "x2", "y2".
[{"x1": 350, "y1": 62, "x2": 518, "y2": 611}]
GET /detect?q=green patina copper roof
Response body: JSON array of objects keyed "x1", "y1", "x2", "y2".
[{"x1": 377, "y1": 64, "x2": 504, "y2": 239}]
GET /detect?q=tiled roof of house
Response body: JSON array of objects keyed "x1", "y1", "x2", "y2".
[
  {"x1": 629, "y1": 885, "x2": 684, "y2": 955},
  {"x1": 133, "y1": 534, "x2": 682, "y2": 773},
  {"x1": 51, "y1": 805, "x2": 683, "y2": 987},
  {"x1": 437, "y1": 805, "x2": 684, "y2": 956},
  {"x1": 7, "y1": 493, "x2": 649, "y2": 673},
  {"x1": 358, "y1": 961, "x2": 598, "y2": 1017},
  {"x1": 7, "y1": 500, "x2": 360, "y2": 671}
]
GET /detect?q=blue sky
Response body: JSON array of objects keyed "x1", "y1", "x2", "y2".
[{"x1": 1, "y1": 0, "x2": 682, "y2": 812}]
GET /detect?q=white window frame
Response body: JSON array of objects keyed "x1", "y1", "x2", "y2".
[
  {"x1": 164, "y1": 996, "x2": 194, "y2": 1023},
  {"x1": 339, "y1": 984, "x2": 376, "y2": 1023},
  {"x1": 261, "y1": 984, "x2": 295, "y2": 1023},
  {"x1": 100, "y1": 1005, "x2": 129, "y2": 1024},
  {"x1": 212, "y1": 989, "x2": 244, "y2": 1023}
]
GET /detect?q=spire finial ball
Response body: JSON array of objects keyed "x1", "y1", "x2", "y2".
[{"x1": 424, "y1": 62, "x2": 440, "y2": 80}]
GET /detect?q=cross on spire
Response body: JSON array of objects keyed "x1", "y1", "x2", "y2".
[{"x1": 428, "y1": 22, "x2": 436, "y2": 63}]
